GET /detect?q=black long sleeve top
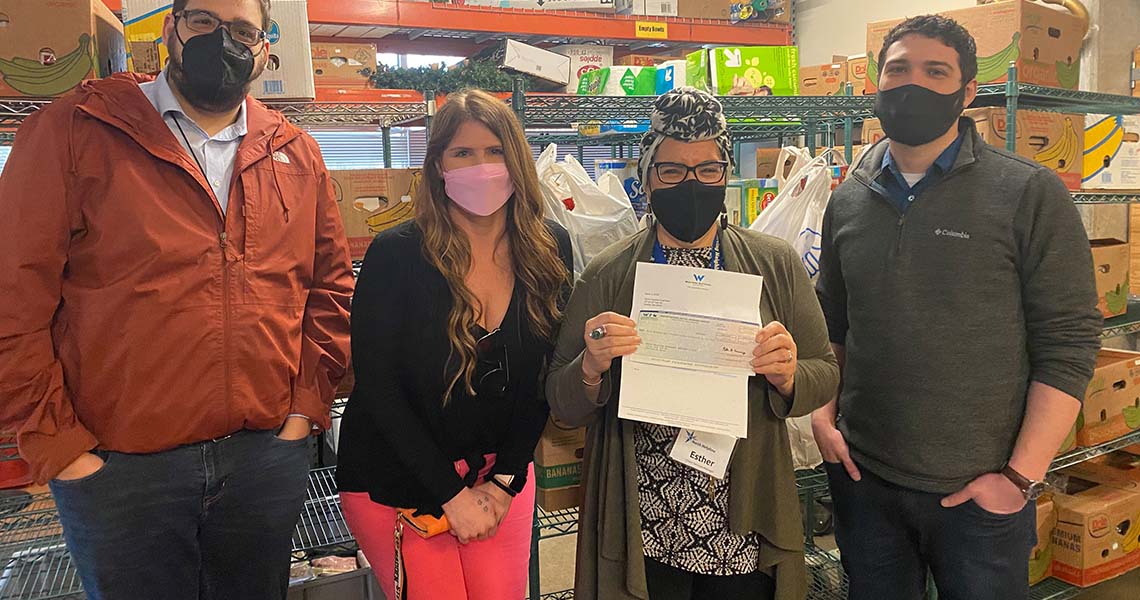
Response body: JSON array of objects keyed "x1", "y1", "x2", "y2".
[{"x1": 336, "y1": 220, "x2": 573, "y2": 512}]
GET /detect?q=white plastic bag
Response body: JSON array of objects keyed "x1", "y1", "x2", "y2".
[
  {"x1": 774, "y1": 146, "x2": 813, "y2": 187},
  {"x1": 537, "y1": 144, "x2": 639, "y2": 277},
  {"x1": 750, "y1": 148, "x2": 842, "y2": 471}
]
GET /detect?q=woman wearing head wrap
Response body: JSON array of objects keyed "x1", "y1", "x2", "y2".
[{"x1": 545, "y1": 88, "x2": 839, "y2": 600}]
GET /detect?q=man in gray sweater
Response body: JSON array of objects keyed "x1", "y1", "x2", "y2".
[{"x1": 813, "y1": 15, "x2": 1102, "y2": 600}]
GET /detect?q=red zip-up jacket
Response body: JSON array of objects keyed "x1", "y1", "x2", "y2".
[{"x1": 0, "y1": 74, "x2": 354, "y2": 484}]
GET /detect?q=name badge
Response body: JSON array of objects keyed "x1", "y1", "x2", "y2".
[{"x1": 669, "y1": 429, "x2": 738, "y2": 479}]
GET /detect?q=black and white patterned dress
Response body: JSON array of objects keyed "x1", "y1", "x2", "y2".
[{"x1": 634, "y1": 245, "x2": 763, "y2": 575}]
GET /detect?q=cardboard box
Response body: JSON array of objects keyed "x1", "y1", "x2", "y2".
[
  {"x1": 1082, "y1": 114, "x2": 1140, "y2": 191},
  {"x1": 311, "y1": 43, "x2": 376, "y2": 90},
  {"x1": 330, "y1": 169, "x2": 422, "y2": 261},
  {"x1": 1090, "y1": 239, "x2": 1131, "y2": 319},
  {"x1": 577, "y1": 119, "x2": 650, "y2": 137},
  {"x1": 1064, "y1": 453, "x2": 1140, "y2": 491},
  {"x1": 556, "y1": 45, "x2": 614, "y2": 95},
  {"x1": 698, "y1": 46, "x2": 799, "y2": 97},
  {"x1": 615, "y1": 54, "x2": 671, "y2": 67},
  {"x1": 482, "y1": 40, "x2": 570, "y2": 89},
  {"x1": 835, "y1": 54, "x2": 870, "y2": 96},
  {"x1": 534, "y1": 416, "x2": 586, "y2": 511},
  {"x1": 1132, "y1": 47, "x2": 1139, "y2": 98},
  {"x1": 655, "y1": 59, "x2": 687, "y2": 94},
  {"x1": 252, "y1": 0, "x2": 314, "y2": 100},
  {"x1": 616, "y1": 0, "x2": 678, "y2": 16},
  {"x1": 577, "y1": 66, "x2": 656, "y2": 96},
  {"x1": 862, "y1": 107, "x2": 1085, "y2": 190},
  {"x1": 755, "y1": 147, "x2": 802, "y2": 180},
  {"x1": 734, "y1": 178, "x2": 779, "y2": 227},
  {"x1": 1052, "y1": 470, "x2": 1140, "y2": 587},
  {"x1": 865, "y1": 0, "x2": 1085, "y2": 93},
  {"x1": 799, "y1": 61, "x2": 847, "y2": 96},
  {"x1": 1030, "y1": 496, "x2": 1057, "y2": 585},
  {"x1": 1078, "y1": 348, "x2": 1140, "y2": 447},
  {"x1": 122, "y1": 1, "x2": 171, "y2": 75},
  {"x1": 676, "y1": 0, "x2": 789, "y2": 23},
  {"x1": 0, "y1": 0, "x2": 126, "y2": 98},
  {"x1": 596, "y1": 159, "x2": 648, "y2": 219}
]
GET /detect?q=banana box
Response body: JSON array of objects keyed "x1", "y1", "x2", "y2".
[
  {"x1": 0, "y1": 0, "x2": 126, "y2": 98},
  {"x1": 799, "y1": 61, "x2": 847, "y2": 96},
  {"x1": 329, "y1": 169, "x2": 422, "y2": 261},
  {"x1": 1090, "y1": 239, "x2": 1130, "y2": 320},
  {"x1": 1052, "y1": 459, "x2": 1140, "y2": 587},
  {"x1": 1082, "y1": 114, "x2": 1140, "y2": 191},
  {"x1": 535, "y1": 415, "x2": 585, "y2": 511},
  {"x1": 1077, "y1": 349, "x2": 1140, "y2": 447},
  {"x1": 311, "y1": 43, "x2": 378, "y2": 90},
  {"x1": 862, "y1": 108, "x2": 1085, "y2": 190},
  {"x1": 1030, "y1": 496, "x2": 1056, "y2": 585},
  {"x1": 865, "y1": 0, "x2": 1085, "y2": 93}
]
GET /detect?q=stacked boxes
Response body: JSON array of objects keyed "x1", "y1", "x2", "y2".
[
  {"x1": 556, "y1": 45, "x2": 614, "y2": 95},
  {"x1": 1053, "y1": 455, "x2": 1140, "y2": 586},
  {"x1": 1082, "y1": 114, "x2": 1140, "y2": 191},
  {"x1": 311, "y1": 43, "x2": 377, "y2": 91},
  {"x1": 1076, "y1": 349, "x2": 1140, "y2": 448},
  {"x1": 866, "y1": 0, "x2": 1085, "y2": 93},
  {"x1": 0, "y1": 0, "x2": 126, "y2": 97},
  {"x1": 686, "y1": 46, "x2": 799, "y2": 97}
]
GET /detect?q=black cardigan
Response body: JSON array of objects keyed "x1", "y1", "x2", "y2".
[{"x1": 336, "y1": 220, "x2": 574, "y2": 512}]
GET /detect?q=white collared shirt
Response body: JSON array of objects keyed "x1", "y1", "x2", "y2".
[{"x1": 139, "y1": 70, "x2": 247, "y2": 214}]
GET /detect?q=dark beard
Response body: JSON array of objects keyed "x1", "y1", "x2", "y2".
[{"x1": 167, "y1": 52, "x2": 264, "y2": 114}]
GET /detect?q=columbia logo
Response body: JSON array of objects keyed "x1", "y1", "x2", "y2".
[{"x1": 935, "y1": 228, "x2": 971, "y2": 240}]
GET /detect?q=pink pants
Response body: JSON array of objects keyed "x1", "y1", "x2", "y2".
[{"x1": 341, "y1": 457, "x2": 536, "y2": 600}]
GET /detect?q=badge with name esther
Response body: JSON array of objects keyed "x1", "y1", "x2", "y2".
[{"x1": 669, "y1": 429, "x2": 738, "y2": 479}]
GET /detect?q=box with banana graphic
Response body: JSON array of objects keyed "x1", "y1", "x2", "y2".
[
  {"x1": 1030, "y1": 495, "x2": 1057, "y2": 585},
  {"x1": 0, "y1": 0, "x2": 126, "y2": 98},
  {"x1": 865, "y1": 0, "x2": 1085, "y2": 94},
  {"x1": 1082, "y1": 114, "x2": 1140, "y2": 191},
  {"x1": 862, "y1": 107, "x2": 1085, "y2": 191},
  {"x1": 1077, "y1": 349, "x2": 1140, "y2": 447},
  {"x1": 1052, "y1": 454, "x2": 1140, "y2": 587},
  {"x1": 330, "y1": 169, "x2": 422, "y2": 261}
]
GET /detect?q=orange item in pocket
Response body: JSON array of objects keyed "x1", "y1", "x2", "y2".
[{"x1": 397, "y1": 509, "x2": 450, "y2": 539}]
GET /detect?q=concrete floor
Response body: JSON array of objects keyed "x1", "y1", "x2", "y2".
[{"x1": 531, "y1": 533, "x2": 1140, "y2": 599}]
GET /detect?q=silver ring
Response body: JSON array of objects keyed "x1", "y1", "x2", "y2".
[
  {"x1": 590, "y1": 325, "x2": 607, "y2": 340},
  {"x1": 785, "y1": 350, "x2": 794, "y2": 363}
]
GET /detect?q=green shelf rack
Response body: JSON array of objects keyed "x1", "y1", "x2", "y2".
[
  {"x1": 976, "y1": 82, "x2": 1140, "y2": 117},
  {"x1": 1101, "y1": 300, "x2": 1140, "y2": 339},
  {"x1": 1072, "y1": 193, "x2": 1140, "y2": 204}
]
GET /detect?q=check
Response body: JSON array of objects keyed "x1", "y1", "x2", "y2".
[
  {"x1": 618, "y1": 262, "x2": 765, "y2": 438},
  {"x1": 632, "y1": 311, "x2": 759, "y2": 375}
]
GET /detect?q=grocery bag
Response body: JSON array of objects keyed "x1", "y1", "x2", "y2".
[
  {"x1": 537, "y1": 144, "x2": 639, "y2": 277},
  {"x1": 750, "y1": 148, "x2": 844, "y2": 471}
]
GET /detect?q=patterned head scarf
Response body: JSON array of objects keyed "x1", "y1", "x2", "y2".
[{"x1": 637, "y1": 86, "x2": 734, "y2": 187}]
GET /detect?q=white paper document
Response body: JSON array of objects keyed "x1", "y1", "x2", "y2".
[{"x1": 618, "y1": 262, "x2": 764, "y2": 438}]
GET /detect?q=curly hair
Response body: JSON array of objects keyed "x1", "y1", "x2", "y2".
[{"x1": 878, "y1": 14, "x2": 979, "y2": 84}]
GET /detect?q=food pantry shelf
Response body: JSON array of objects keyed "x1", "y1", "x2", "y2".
[
  {"x1": 1101, "y1": 301, "x2": 1140, "y2": 339},
  {"x1": 975, "y1": 83, "x2": 1140, "y2": 116},
  {"x1": 1072, "y1": 193, "x2": 1140, "y2": 204},
  {"x1": 518, "y1": 94, "x2": 876, "y2": 127},
  {"x1": 292, "y1": 467, "x2": 354, "y2": 554},
  {"x1": 1029, "y1": 578, "x2": 1084, "y2": 600},
  {"x1": 264, "y1": 102, "x2": 428, "y2": 127},
  {"x1": 1051, "y1": 429, "x2": 1140, "y2": 472},
  {"x1": 0, "y1": 492, "x2": 81, "y2": 600}
]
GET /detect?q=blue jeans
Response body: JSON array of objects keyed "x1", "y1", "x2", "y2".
[
  {"x1": 824, "y1": 461, "x2": 1036, "y2": 600},
  {"x1": 48, "y1": 430, "x2": 311, "y2": 600}
]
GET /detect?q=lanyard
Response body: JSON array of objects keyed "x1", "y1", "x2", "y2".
[{"x1": 651, "y1": 232, "x2": 723, "y2": 270}]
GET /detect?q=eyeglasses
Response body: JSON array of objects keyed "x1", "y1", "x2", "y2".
[
  {"x1": 650, "y1": 161, "x2": 729, "y2": 185},
  {"x1": 176, "y1": 9, "x2": 267, "y2": 48},
  {"x1": 474, "y1": 328, "x2": 509, "y2": 397}
]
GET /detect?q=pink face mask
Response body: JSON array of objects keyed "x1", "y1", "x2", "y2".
[{"x1": 442, "y1": 162, "x2": 515, "y2": 217}]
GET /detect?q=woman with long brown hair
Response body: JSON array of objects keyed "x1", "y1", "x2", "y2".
[{"x1": 336, "y1": 89, "x2": 573, "y2": 599}]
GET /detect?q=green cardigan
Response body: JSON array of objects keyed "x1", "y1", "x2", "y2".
[{"x1": 546, "y1": 224, "x2": 840, "y2": 600}]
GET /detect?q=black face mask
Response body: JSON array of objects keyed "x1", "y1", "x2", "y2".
[
  {"x1": 874, "y1": 83, "x2": 965, "y2": 147},
  {"x1": 650, "y1": 180, "x2": 726, "y2": 244},
  {"x1": 170, "y1": 27, "x2": 256, "y2": 113}
]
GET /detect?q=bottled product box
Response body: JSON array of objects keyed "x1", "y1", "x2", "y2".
[
  {"x1": 1082, "y1": 114, "x2": 1140, "y2": 191},
  {"x1": 577, "y1": 66, "x2": 657, "y2": 95},
  {"x1": 0, "y1": 0, "x2": 126, "y2": 98},
  {"x1": 1076, "y1": 348, "x2": 1140, "y2": 449},
  {"x1": 330, "y1": 169, "x2": 422, "y2": 261},
  {"x1": 865, "y1": 0, "x2": 1085, "y2": 93},
  {"x1": 555, "y1": 45, "x2": 614, "y2": 95}
]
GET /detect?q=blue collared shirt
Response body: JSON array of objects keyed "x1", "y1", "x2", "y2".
[
  {"x1": 138, "y1": 70, "x2": 247, "y2": 214},
  {"x1": 877, "y1": 128, "x2": 965, "y2": 215}
]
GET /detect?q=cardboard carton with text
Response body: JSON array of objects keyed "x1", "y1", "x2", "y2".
[
  {"x1": 1077, "y1": 348, "x2": 1140, "y2": 448},
  {"x1": 1052, "y1": 463, "x2": 1140, "y2": 587},
  {"x1": 311, "y1": 42, "x2": 377, "y2": 90},
  {"x1": 534, "y1": 416, "x2": 586, "y2": 511},
  {"x1": 330, "y1": 169, "x2": 422, "y2": 261}
]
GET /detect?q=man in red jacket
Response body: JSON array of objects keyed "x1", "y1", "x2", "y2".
[{"x1": 0, "y1": 1, "x2": 353, "y2": 598}]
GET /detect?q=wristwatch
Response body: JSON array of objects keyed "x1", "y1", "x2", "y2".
[{"x1": 1001, "y1": 464, "x2": 1048, "y2": 501}]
